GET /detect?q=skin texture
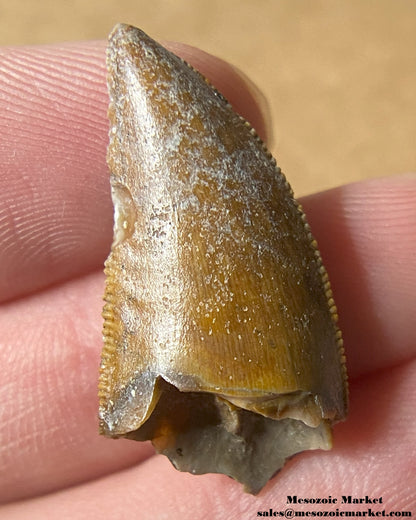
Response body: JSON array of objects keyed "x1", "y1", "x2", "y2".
[{"x1": 0, "y1": 39, "x2": 415, "y2": 519}]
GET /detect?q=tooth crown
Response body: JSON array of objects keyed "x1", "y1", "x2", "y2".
[{"x1": 99, "y1": 23, "x2": 348, "y2": 494}]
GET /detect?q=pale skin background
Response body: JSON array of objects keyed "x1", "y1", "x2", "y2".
[{"x1": 0, "y1": 1, "x2": 415, "y2": 518}]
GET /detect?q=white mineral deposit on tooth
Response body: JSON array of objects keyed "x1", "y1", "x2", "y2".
[{"x1": 98, "y1": 23, "x2": 348, "y2": 495}]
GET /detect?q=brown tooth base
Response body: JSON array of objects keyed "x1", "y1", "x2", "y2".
[{"x1": 99, "y1": 23, "x2": 348, "y2": 494}]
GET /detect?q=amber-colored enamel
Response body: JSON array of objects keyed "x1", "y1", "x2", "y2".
[{"x1": 99, "y1": 24, "x2": 348, "y2": 494}]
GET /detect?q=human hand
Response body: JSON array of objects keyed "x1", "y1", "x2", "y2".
[{"x1": 0, "y1": 38, "x2": 415, "y2": 518}]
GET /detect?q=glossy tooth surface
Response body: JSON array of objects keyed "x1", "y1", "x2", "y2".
[{"x1": 99, "y1": 23, "x2": 348, "y2": 494}]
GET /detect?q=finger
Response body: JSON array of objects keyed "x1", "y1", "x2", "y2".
[
  {"x1": 1, "y1": 175, "x2": 415, "y2": 503},
  {"x1": 0, "y1": 40, "x2": 269, "y2": 303},
  {"x1": 2, "y1": 361, "x2": 414, "y2": 517},
  {"x1": 0, "y1": 41, "x2": 110, "y2": 303},
  {"x1": 302, "y1": 173, "x2": 416, "y2": 378}
]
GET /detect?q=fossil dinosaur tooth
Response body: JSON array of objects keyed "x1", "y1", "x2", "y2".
[{"x1": 98, "y1": 23, "x2": 348, "y2": 494}]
